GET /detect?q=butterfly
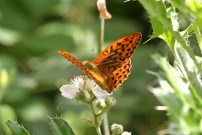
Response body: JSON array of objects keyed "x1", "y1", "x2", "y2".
[{"x1": 58, "y1": 32, "x2": 142, "y2": 93}]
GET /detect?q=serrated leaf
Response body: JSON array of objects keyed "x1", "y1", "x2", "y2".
[
  {"x1": 139, "y1": 0, "x2": 175, "y2": 49},
  {"x1": 49, "y1": 117, "x2": 75, "y2": 135},
  {"x1": 170, "y1": 0, "x2": 202, "y2": 29},
  {"x1": 6, "y1": 120, "x2": 30, "y2": 135}
]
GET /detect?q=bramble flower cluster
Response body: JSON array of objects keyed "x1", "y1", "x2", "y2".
[
  {"x1": 60, "y1": 76, "x2": 111, "y2": 101},
  {"x1": 60, "y1": 76, "x2": 132, "y2": 135}
]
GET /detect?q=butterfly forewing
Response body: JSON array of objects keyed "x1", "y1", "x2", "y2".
[
  {"x1": 93, "y1": 32, "x2": 142, "y2": 67},
  {"x1": 58, "y1": 50, "x2": 107, "y2": 89},
  {"x1": 58, "y1": 50, "x2": 88, "y2": 72}
]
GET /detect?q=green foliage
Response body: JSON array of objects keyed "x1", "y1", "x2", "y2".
[
  {"x1": 6, "y1": 117, "x2": 75, "y2": 135},
  {"x1": 0, "y1": 55, "x2": 17, "y2": 101},
  {"x1": 6, "y1": 120, "x2": 30, "y2": 135},
  {"x1": 150, "y1": 54, "x2": 202, "y2": 134},
  {"x1": 170, "y1": 0, "x2": 202, "y2": 29},
  {"x1": 49, "y1": 117, "x2": 75, "y2": 135},
  {"x1": 139, "y1": 0, "x2": 202, "y2": 134}
]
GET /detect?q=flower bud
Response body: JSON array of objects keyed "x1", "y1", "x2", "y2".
[
  {"x1": 96, "y1": 99, "x2": 106, "y2": 109},
  {"x1": 76, "y1": 91, "x2": 87, "y2": 102},
  {"x1": 105, "y1": 96, "x2": 116, "y2": 107},
  {"x1": 111, "y1": 124, "x2": 123, "y2": 134},
  {"x1": 121, "y1": 131, "x2": 132, "y2": 135}
]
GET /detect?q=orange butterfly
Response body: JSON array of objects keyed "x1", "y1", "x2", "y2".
[{"x1": 58, "y1": 32, "x2": 142, "y2": 93}]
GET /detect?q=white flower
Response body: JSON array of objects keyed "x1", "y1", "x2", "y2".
[
  {"x1": 60, "y1": 84, "x2": 79, "y2": 99},
  {"x1": 60, "y1": 76, "x2": 111, "y2": 100},
  {"x1": 92, "y1": 85, "x2": 111, "y2": 99},
  {"x1": 121, "y1": 131, "x2": 132, "y2": 135}
]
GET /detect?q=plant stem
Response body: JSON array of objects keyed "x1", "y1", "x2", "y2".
[
  {"x1": 98, "y1": 18, "x2": 105, "y2": 54},
  {"x1": 99, "y1": 18, "x2": 110, "y2": 135},
  {"x1": 103, "y1": 113, "x2": 110, "y2": 135},
  {"x1": 89, "y1": 102, "x2": 102, "y2": 135}
]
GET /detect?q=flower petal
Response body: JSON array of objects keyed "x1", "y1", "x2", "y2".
[
  {"x1": 85, "y1": 79, "x2": 97, "y2": 89},
  {"x1": 60, "y1": 84, "x2": 79, "y2": 99},
  {"x1": 92, "y1": 85, "x2": 111, "y2": 99},
  {"x1": 71, "y1": 76, "x2": 84, "y2": 88}
]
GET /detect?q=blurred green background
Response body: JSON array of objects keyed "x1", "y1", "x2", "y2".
[{"x1": 0, "y1": 0, "x2": 171, "y2": 135}]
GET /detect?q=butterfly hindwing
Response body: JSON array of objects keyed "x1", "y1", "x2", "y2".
[
  {"x1": 98, "y1": 60, "x2": 131, "y2": 92},
  {"x1": 110, "y1": 60, "x2": 131, "y2": 91}
]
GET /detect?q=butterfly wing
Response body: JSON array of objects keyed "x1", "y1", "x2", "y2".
[
  {"x1": 58, "y1": 50, "x2": 88, "y2": 73},
  {"x1": 93, "y1": 32, "x2": 142, "y2": 92},
  {"x1": 93, "y1": 32, "x2": 142, "y2": 67},
  {"x1": 100, "y1": 60, "x2": 131, "y2": 92}
]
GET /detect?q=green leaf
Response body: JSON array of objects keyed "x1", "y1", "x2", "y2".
[
  {"x1": 6, "y1": 120, "x2": 30, "y2": 135},
  {"x1": 150, "y1": 54, "x2": 202, "y2": 134},
  {"x1": 138, "y1": 0, "x2": 175, "y2": 50},
  {"x1": 49, "y1": 117, "x2": 75, "y2": 135},
  {"x1": 170, "y1": 0, "x2": 202, "y2": 29},
  {"x1": 139, "y1": 0, "x2": 201, "y2": 77}
]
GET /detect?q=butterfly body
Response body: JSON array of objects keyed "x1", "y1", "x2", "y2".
[
  {"x1": 83, "y1": 60, "x2": 107, "y2": 89},
  {"x1": 59, "y1": 32, "x2": 142, "y2": 92}
]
